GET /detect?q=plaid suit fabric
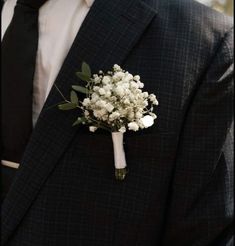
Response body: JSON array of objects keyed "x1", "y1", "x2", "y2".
[{"x1": 1, "y1": 0, "x2": 233, "y2": 245}]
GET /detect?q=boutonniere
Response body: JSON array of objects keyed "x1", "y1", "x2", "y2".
[{"x1": 57, "y1": 63, "x2": 159, "y2": 181}]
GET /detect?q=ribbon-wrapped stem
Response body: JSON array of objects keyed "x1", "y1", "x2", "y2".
[{"x1": 112, "y1": 132, "x2": 127, "y2": 181}]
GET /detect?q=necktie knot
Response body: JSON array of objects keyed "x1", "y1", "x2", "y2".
[{"x1": 17, "y1": 0, "x2": 48, "y2": 9}]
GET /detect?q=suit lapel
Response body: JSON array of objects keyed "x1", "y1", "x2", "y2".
[{"x1": 1, "y1": 0, "x2": 157, "y2": 244}]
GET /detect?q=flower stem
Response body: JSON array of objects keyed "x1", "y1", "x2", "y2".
[
  {"x1": 54, "y1": 84, "x2": 68, "y2": 101},
  {"x1": 115, "y1": 168, "x2": 127, "y2": 181}
]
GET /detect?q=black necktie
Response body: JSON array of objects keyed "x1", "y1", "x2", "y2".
[{"x1": 1, "y1": 0, "x2": 48, "y2": 163}]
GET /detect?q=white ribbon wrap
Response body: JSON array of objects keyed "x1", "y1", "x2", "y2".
[{"x1": 111, "y1": 132, "x2": 127, "y2": 169}]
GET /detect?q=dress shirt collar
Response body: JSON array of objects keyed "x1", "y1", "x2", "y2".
[
  {"x1": 85, "y1": 0, "x2": 95, "y2": 8},
  {"x1": 3, "y1": 0, "x2": 95, "y2": 7}
]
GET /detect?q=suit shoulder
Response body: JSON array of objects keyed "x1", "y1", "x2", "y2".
[
  {"x1": 144, "y1": 0, "x2": 233, "y2": 37},
  {"x1": 139, "y1": 0, "x2": 233, "y2": 79}
]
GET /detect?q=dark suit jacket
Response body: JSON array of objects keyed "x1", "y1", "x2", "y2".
[{"x1": 1, "y1": 0, "x2": 234, "y2": 245}]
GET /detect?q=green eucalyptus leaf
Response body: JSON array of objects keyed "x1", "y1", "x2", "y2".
[
  {"x1": 82, "y1": 62, "x2": 91, "y2": 78},
  {"x1": 76, "y1": 72, "x2": 91, "y2": 82},
  {"x1": 70, "y1": 91, "x2": 78, "y2": 104},
  {"x1": 58, "y1": 102, "x2": 77, "y2": 111},
  {"x1": 72, "y1": 85, "x2": 89, "y2": 94},
  {"x1": 72, "y1": 117, "x2": 87, "y2": 127}
]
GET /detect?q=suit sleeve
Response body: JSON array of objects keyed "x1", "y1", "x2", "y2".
[{"x1": 162, "y1": 27, "x2": 234, "y2": 246}]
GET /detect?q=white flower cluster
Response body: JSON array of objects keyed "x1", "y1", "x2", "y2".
[{"x1": 82, "y1": 65, "x2": 158, "y2": 133}]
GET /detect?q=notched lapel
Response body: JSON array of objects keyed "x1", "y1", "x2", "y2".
[{"x1": 1, "y1": 0, "x2": 157, "y2": 244}]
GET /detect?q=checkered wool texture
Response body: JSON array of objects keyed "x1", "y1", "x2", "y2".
[{"x1": 1, "y1": 0, "x2": 233, "y2": 245}]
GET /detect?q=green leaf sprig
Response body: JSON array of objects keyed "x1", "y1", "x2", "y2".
[{"x1": 56, "y1": 62, "x2": 98, "y2": 128}]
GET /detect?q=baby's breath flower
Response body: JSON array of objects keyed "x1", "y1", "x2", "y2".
[
  {"x1": 137, "y1": 82, "x2": 144, "y2": 88},
  {"x1": 109, "y1": 112, "x2": 120, "y2": 121},
  {"x1": 94, "y1": 108, "x2": 107, "y2": 119},
  {"x1": 110, "y1": 96, "x2": 117, "y2": 102},
  {"x1": 98, "y1": 88, "x2": 106, "y2": 95},
  {"x1": 153, "y1": 99, "x2": 159, "y2": 106},
  {"x1": 104, "y1": 91, "x2": 112, "y2": 98},
  {"x1": 124, "y1": 73, "x2": 134, "y2": 82},
  {"x1": 84, "y1": 110, "x2": 90, "y2": 117},
  {"x1": 149, "y1": 94, "x2": 158, "y2": 105},
  {"x1": 123, "y1": 98, "x2": 130, "y2": 105},
  {"x1": 89, "y1": 126, "x2": 98, "y2": 132},
  {"x1": 143, "y1": 100, "x2": 148, "y2": 107},
  {"x1": 128, "y1": 122, "x2": 139, "y2": 131},
  {"x1": 128, "y1": 111, "x2": 135, "y2": 120},
  {"x1": 135, "y1": 111, "x2": 143, "y2": 119},
  {"x1": 113, "y1": 64, "x2": 122, "y2": 71},
  {"x1": 95, "y1": 100, "x2": 106, "y2": 108},
  {"x1": 134, "y1": 75, "x2": 140, "y2": 81},
  {"x1": 93, "y1": 86, "x2": 100, "y2": 92},
  {"x1": 105, "y1": 103, "x2": 114, "y2": 113},
  {"x1": 143, "y1": 92, "x2": 149, "y2": 98},
  {"x1": 113, "y1": 71, "x2": 125, "y2": 81},
  {"x1": 119, "y1": 127, "x2": 126, "y2": 133},
  {"x1": 140, "y1": 115, "x2": 154, "y2": 128},
  {"x1": 83, "y1": 98, "x2": 91, "y2": 107},
  {"x1": 137, "y1": 119, "x2": 145, "y2": 129},
  {"x1": 103, "y1": 85, "x2": 113, "y2": 94},
  {"x1": 94, "y1": 77, "x2": 101, "y2": 84},
  {"x1": 102, "y1": 76, "x2": 111, "y2": 85},
  {"x1": 101, "y1": 114, "x2": 109, "y2": 121},
  {"x1": 115, "y1": 86, "x2": 125, "y2": 97},
  {"x1": 130, "y1": 81, "x2": 139, "y2": 89},
  {"x1": 91, "y1": 93, "x2": 99, "y2": 103}
]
